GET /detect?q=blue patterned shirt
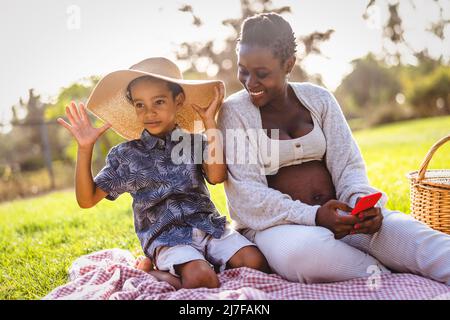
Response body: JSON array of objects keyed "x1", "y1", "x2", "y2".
[{"x1": 94, "y1": 127, "x2": 226, "y2": 258}]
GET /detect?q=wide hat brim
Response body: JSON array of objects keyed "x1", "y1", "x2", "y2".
[{"x1": 85, "y1": 69, "x2": 224, "y2": 140}]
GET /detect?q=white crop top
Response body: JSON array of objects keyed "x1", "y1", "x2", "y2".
[{"x1": 260, "y1": 114, "x2": 327, "y2": 175}]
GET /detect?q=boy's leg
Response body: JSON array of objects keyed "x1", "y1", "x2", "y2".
[
  {"x1": 155, "y1": 244, "x2": 220, "y2": 289},
  {"x1": 205, "y1": 225, "x2": 270, "y2": 273},
  {"x1": 174, "y1": 260, "x2": 220, "y2": 289},
  {"x1": 340, "y1": 208, "x2": 450, "y2": 285},
  {"x1": 226, "y1": 245, "x2": 271, "y2": 273}
]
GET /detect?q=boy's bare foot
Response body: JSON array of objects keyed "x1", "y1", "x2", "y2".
[
  {"x1": 135, "y1": 256, "x2": 154, "y2": 272},
  {"x1": 134, "y1": 256, "x2": 182, "y2": 289},
  {"x1": 149, "y1": 270, "x2": 182, "y2": 290}
]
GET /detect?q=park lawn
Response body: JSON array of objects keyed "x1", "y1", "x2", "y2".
[{"x1": 0, "y1": 115, "x2": 449, "y2": 299}]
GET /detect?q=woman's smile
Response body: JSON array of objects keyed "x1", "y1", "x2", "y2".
[
  {"x1": 247, "y1": 88, "x2": 268, "y2": 105},
  {"x1": 249, "y1": 89, "x2": 265, "y2": 97}
]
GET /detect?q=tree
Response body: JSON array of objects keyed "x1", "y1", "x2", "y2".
[
  {"x1": 1, "y1": 89, "x2": 59, "y2": 188},
  {"x1": 11, "y1": 90, "x2": 53, "y2": 170},
  {"x1": 45, "y1": 77, "x2": 122, "y2": 172},
  {"x1": 333, "y1": 0, "x2": 450, "y2": 125},
  {"x1": 336, "y1": 54, "x2": 402, "y2": 117},
  {"x1": 176, "y1": 0, "x2": 334, "y2": 94},
  {"x1": 364, "y1": 0, "x2": 450, "y2": 66},
  {"x1": 406, "y1": 66, "x2": 450, "y2": 116}
]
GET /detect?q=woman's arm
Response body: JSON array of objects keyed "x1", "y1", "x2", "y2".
[
  {"x1": 318, "y1": 87, "x2": 388, "y2": 209},
  {"x1": 57, "y1": 101, "x2": 110, "y2": 208}
]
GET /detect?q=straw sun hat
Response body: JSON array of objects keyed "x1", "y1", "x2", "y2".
[{"x1": 86, "y1": 57, "x2": 225, "y2": 140}]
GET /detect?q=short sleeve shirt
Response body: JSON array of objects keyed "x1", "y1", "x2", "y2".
[{"x1": 94, "y1": 127, "x2": 226, "y2": 258}]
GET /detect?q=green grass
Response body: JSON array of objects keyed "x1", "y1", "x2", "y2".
[
  {"x1": 0, "y1": 116, "x2": 449, "y2": 299},
  {"x1": 357, "y1": 116, "x2": 450, "y2": 213}
]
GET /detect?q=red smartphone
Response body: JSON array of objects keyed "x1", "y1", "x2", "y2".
[{"x1": 351, "y1": 192, "x2": 382, "y2": 215}]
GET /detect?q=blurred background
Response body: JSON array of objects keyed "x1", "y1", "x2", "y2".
[
  {"x1": 1, "y1": 0, "x2": 449, "y2": 202},
  {"x1": 1, "y1": 0, "x2": 450, "y2": 299}
]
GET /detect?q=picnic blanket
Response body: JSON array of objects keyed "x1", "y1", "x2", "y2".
[{"x1": 43, "y1": 248, "x2": 450, "y2": 300}]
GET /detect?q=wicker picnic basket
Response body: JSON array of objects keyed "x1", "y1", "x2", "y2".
[{"x1": 407, "y1": 134, "x2": 450, "y2": 234}]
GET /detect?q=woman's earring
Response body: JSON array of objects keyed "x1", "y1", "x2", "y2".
[{"x1": 286, "y1": 73, "x2": 291, "y2": 80}]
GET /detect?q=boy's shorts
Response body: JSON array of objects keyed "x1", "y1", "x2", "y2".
[{"x1": 154, "y1": 225, "x2": 255, "y2": 277}]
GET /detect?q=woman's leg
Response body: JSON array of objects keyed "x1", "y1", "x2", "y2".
[
  {"x1": 254, "y1": 224, "x2": 390, "y2": 284},
  {"x1": 340, "y1": 208, "x2": 450, "y2": 285}
]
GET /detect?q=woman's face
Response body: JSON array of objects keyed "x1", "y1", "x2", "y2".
[{"x1": 237, "y1": 44, "x2": 293, "y2": 108}]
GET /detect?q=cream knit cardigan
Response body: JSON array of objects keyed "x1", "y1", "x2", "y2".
[{"x1": 217, "y1": 82, "x2": 387, "y2": 231}]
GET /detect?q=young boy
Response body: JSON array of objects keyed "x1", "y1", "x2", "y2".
[{"x1": 57, "y1": 57, "x2": 270, "y2": 289}]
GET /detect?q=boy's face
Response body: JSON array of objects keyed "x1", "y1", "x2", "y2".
[{"x1": 130, "y1": 78, "x2": 184, "y2": 138}]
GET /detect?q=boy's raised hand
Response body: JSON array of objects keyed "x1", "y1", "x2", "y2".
[
  {"x1": 191, "y1": 83, "x2": 225, "y2": 127},
  {"x1": 57, "y1": 101, "x2": 111, "y2": 149}
]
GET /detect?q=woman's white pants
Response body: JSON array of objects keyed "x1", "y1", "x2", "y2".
[{"x1": 250, "y1": 209, "x2": 450, "y2": 285}]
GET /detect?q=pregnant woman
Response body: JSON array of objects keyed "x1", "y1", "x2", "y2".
[{"x1": 217, "y1": 12, "x2": 450, "y2": 284}]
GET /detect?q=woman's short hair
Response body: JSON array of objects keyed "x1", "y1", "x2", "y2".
[{"x1": 237, "y1": 12, "x2": 297, "y2": 63}]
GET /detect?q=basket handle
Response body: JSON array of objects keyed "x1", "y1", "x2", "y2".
[{"x1": 418, "y1": 134, "x2": 450, "y2": 181}]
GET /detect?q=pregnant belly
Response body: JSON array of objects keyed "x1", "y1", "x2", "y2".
[{"x1": 266, "y1": 160, "x2": 336, "y2": 206}]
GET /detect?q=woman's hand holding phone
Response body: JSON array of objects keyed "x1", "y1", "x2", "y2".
[
  {"x1": 350, "y1": 193, "x2": 384, "y2": 235},
  {"x1": 316, "y1": 200, "x2": 360, "y2": 239},
  {"x1": 316, "y1": 193, "x2": 384, "y2": 238}
]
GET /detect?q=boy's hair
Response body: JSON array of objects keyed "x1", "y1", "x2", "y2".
[
  {"x1": 125, "y1": 75, "x2": 184, "y2": 104},
  {"x1": 237, "y1": 12, "x2": 297, "y2": 64}
]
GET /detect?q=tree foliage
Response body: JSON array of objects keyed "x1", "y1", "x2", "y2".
[
  {"x1": 336, "y1": 54, "x2": 401, "y2": 115},
  {"x1": 364, "y1": 0, "x2": 450, "y2": 65},
  {"x1": 175, "y1": 0, "x2": 334, "y2": 93}
]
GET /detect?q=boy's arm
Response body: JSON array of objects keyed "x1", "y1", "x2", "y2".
[
  {"x1": 201, "y1": 120, "x2": 227, "y2": 185},
  {"x1": 76, "y1": 145, "x2": 108, "y2": 208},
  {"x1": 57, "y1": 101, "x2": 111, "y2": 208},
  {"x1": 191, "y1": 84, "x2": 227, "y2": 185}
]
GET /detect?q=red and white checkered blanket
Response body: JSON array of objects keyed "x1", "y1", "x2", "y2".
[{"x1": 43, "y1": 248, "x2": 450, "y2": 300}]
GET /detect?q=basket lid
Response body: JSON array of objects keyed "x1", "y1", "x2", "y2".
[
  {"x1": 408, "y1": 135, "x2": 450, "y2": 190},
  {"x1": 408, "y1": 169, "x2": 450, "y2": 189}
]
